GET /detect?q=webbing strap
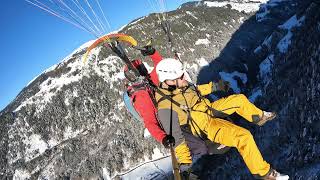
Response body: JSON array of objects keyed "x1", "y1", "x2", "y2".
[
  {"x1": 152, "y1": 85, "x2": 208, "y2": 140},
  {"x1": 189, "y1": 83, "x2": 231, "y2": 120},
  {"x1": 151, "y1": 85, "x2": 190, "y2": 112}
]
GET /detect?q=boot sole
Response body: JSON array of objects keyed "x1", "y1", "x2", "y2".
[{"x1": 257, "y1": 113, "x2": 277, "y2": 126}]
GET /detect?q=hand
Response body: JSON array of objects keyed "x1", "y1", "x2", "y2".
[
  {"x1": 217, "y1": 79, "x2": 230, "y2": 92},
  {"x1": 140, "y1": 45, "x2": 155, "y2": 56},
  {"x1": 162, "y1": 135, "x2": 175, "y2": 148}
]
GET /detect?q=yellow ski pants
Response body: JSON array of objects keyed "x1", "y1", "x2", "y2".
[
  {"x1": 211, "y1": 93, "x2": 263, "y2": 122},
  {"x1": 174, "y1": 94, "x2": 270, "y2": 176},
  {"x1": 204, "y1": 94, "x2": 270, "y2": 176}
]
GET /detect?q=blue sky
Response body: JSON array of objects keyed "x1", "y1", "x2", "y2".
[{"x1": 0, "y1": 0, "x2": 194, "y2": 111}]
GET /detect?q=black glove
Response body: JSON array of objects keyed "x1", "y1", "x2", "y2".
[
  {"x1": 217, "y1": 79, "x2": 230, "y2": 92},
  {"x1": 162, "y1": 135, "x2": 175, "y2": 148},
  {"x1": 140, "y1": 45, "x2": 156, "y2": 56}
]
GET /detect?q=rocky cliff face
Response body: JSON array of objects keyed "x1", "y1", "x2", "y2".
[
  {"x1": 193, "y1": 0, "x2": 320, "y2": 179},
  {"x1": 256, "y1": 1, "x2": 320, "y2": 179},
  {"x1": 1, "y1": 0, "x2": 319, "y2": 179}
]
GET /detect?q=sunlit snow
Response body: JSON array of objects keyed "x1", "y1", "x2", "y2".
[
  {"x1": 24, "y1": 134, "x2": 48, "y2": 161},
  {"x1": 186, "y1": 11, "x2": 198, "y2": 19},
  {"x1": 204, "y1": 0, "x2": 268, "y2": 13},
  {"x1": 195, "y1": 38, "x2": 211, "y2": 45},
  {"x1": 196, "y1": 58, "x2": 209, "y2": 67},
  {"x1": 118, "y1": 156, "x2": 172, "y2": 180},
  {"x1": 144, "y1": 128, "x2": 151, "y2": 138},
  {"x1": 13, "y1": 169, "x2": 31, "y2": 180}
]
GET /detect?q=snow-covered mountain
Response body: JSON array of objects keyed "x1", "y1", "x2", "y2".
[{"x1": 1, "y1": 0, "x2": 320, "y2": 179}]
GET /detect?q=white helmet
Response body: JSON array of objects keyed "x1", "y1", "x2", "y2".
[{"x1": 156, "y1": 58, "x2": 185, "y2": 82}]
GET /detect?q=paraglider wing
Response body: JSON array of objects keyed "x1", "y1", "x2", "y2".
[{"x1": 83, "y1": 33, "x2": 138, "y2": 63}]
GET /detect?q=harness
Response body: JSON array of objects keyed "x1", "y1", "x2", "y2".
[{"x1": 153, "y1": 83, "x2": 230, "y2": 141}]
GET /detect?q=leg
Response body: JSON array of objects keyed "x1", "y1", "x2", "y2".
[
  {"x1": 204, "y1": 118, "x2": 270, "y2": 176},
  {"x1": 211, "y1": 94, "x2": 263, "y2": 123}
]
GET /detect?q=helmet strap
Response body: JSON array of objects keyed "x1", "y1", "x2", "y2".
[
  {"x1": 167, "y1": 84, "x2": 177, "y2": 92},
  {"x1": 163, "y1": 80, "x2": 178, "y2": 91}
]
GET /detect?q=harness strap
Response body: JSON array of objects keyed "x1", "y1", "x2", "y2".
[
  {"x1": 152, "y1": 85, "x2": 190, "y2": 112},
  {"x1": 152, "y1": 84, "x2": 209, "y2": 140},
  {"x1": 189, "y1": 83, "x2": 231, "y2": 120}
]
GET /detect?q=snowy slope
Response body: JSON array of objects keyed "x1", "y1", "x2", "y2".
[{"x1": 115, "y1": 156, "x2": 172, "y2": 180}]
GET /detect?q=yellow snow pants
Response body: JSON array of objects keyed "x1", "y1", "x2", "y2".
[
  {"x1": 204, "y1": 94, "x2": 270, "y2": 176},
  {"x1": 211, "y1": 93, "x2": 263, "y2": 122},
  {"x1": 174, "y1": 94, "x2": 270, "y2": 176}
]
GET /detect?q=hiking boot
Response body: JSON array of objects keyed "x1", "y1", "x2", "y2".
[
  {"x1": 257, "y1": 111, "x2": 277, "y2": 126},
  {"x1": 262, "y1": 169, "x2": 289, "y2": 180}
]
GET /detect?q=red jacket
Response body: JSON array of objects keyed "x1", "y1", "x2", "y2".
[{"x1": 129, "y1": 51, "x2": 166, "y2": 142}]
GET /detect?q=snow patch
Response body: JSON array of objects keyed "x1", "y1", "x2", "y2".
[
  {"x1": 196, "y1": 58, "x2": 209, "y2": 67},
  {"x1": 254, "y1": 33, "x2": 273, "y2": 54},
  {"x1": 239, "y1": 17, "x2": 245, "y2": 23},
  {"x1": 254, "y1": 46, "x2": 262, "y2": 54},
  {"x1": 24, "y1": 134, "x2": 48, "y2": 161},
  {"x1": 144, "y1": 128, "x2": 151, "y2": 138},
  {"x1": 184, "y1": 22, "x2": 191, "y2": 28},
  {"x1": 64, "y1": 126, "x2": 82, "y2": 139},
  {"x1": 279, "y1": 15, "x2": 305, "y2": 30},
  {"x1": 117, "y1": 101, "x2": 125, "y2": 109},
  {"x1": 195, "y1": 38, "x2": 211, "y2": 45},
  {"x1": 277, "y1": 32, "x2": 293, "y2": 53},
  {"x1": 102, "y1": 168, "x2": 111, "y2": 180},
  {"x1": 119, "y1": 156, "x2": 172, "y2": 179},
  {"x1": 13, "y1": 169, "x2": 30, "y2": 180},
  {"x1": 277, "y1": 15, "x2": 305, "y2": 53},
  {"x1": 48, "y1": 138, "x2": 59, "y2": 148},
  {"x1": 186, "y1": 11, "x2": 198, "y2": 19},
  {"x1": 152, "y1": 148, "x2": 164, "y2": 160},
  {"x1": 219, "y1": 71, "x2": 247, "y2": 93},
  {"x1": 204, "y1": 0, "x2": 267, "y2": 13}
]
